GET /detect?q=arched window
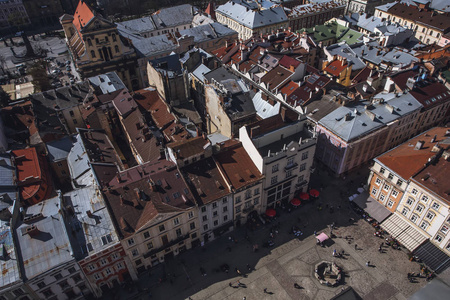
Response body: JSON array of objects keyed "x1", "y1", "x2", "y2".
[
  {"x1": 112, "y1": 34, "x2": 116, "y2": 42},
  {"x1": 105, "y1": 36, "x2": 109, "y2": 42},
  {"x1": 91, "y1": 50, "x2": 96, "y2": 58},
  {"x1": 115, "y1": 45, "x2": 119, "y2": 53},
  {"x1": 87, "y1": 39, "x2": 92, "y2": 46}
]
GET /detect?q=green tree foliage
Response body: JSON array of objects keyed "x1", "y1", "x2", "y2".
[{"x1": 28, "y1": 61, "x2": 51, "y2": 92}]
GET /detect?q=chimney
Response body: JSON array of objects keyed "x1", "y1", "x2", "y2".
[
  {"x1": 431, "y1": 134, "x2": 437, "y2": 143},
  {"x1": 414, "y1": 141, "x2": 424, "y2": 150},
  {"x1": 250, "y1": 126, "x2": 260, "y2": 138},
  {"x1": 280, "y1": 107, "x2": 287, "y2": 122}
]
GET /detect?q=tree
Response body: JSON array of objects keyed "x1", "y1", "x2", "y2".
[
  {"x1": 28, "y1": 61, "x2": 51, "y2": 92},
  {"x1": 0, "y1": 85, "x2": 11, "y2": 108}
]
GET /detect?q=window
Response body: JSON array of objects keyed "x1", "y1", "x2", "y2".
[
  {"x1": 271, "y1": 176, "x2": 278, "y2": 184},
  {"x1": 105, "y1": 36, "x2": 109, "y2": 42},
  {"x1": 396, "y1": 179, "x2": 403, "y2": 186},
  {"x1": 287, "y1": 157, "x2": 294, "y2": 166},
  {"x1": 91, "y1": 50, "x2": 96, "y2": 58},
  {"x1": 173, "y1": 218, "x2": 180, "y2": 226},
  {"x1": 42, "y1": 289, "x2": 54, "y2": 297},
  {"x1": 101, "y1": 234, "x2": 112, "y2": 245},
  {"x1": 203, "y1": 224, "x2": 208, "y2": 231},
  {"x1": 411, "y1": 189, "x2": 418, "y2": 195},
  {"x1": 222, "y1": 197, "x2": 228, "y2": 203},
  {"x1": 190, "y1": 222, "x2": 195, "y2": 230},
  {"x1": 214, "y1": 220, "x2": 219, "y2": 226},
  {"x1": 88, "y1": 264, "x2": 96, "y2": 271},
  {"x1": 223, "y1": 206, "x2": 228, "y2": 212},
  {"x1": 254, "y1": 188, "x2": 260, "y2": 196},
  {"x1": 387, "y1": 200, "x2": 394, "y2": 208},
  {"x1": 432, "y1": 202, "x2": 440, "y2": 210},
  {"x1": 212, "y1": 202, "x2": 217, "y2": 209},
  {"x1": 406, "y1": 197, "x2": 414, "y2": 205},
  {"x1": 58, "y1": 280, "x2": 69, "y2": 289},
  {"x1": 100, "y1": 258, "x2": 107, "y2": 266},
  {"x1": 173, "y1": 192, "x2": 181, "y2": 199},
  {"x1": 420, "y1": 221, "x2": 429, "y2": 230},
  {"x1": 383, "y1": 184, "x2": 390, "y2": 191},
  {"x1": 37, "y1": 282, "x2": 46, "y2": 289},
  {"x1": 375, "y1": 178, "x2": 381, "y2": 185},
  {"x1": 435, "y1": 235, "x2": 443, "y2": 243},
  {"x1": 87, "y1": 39, "x2": 92, "y2": 46},
  {"x1": 388, "y1": 173, "x2": 394, "y2": 180},
  {"x1": 272, "y1": 164, "x2": 279, "y2": 173},
  {"x1": 54, "y1": 273, "x2": 63, "y2": 280},
  {"x1": 300, "y1": 163, "x2": 306, "y2": 171},
  {"x1": 301, "y1": 152, "x2": 309, "y2": 160},
  {"x1": 371, "y1": 188, "x2": 377, "y2": 195},
  {"x1": 184, "y1": 188, "x2": 190, "y2": 195},
  {"x1": 379, "y1": 194, "x2": 385, "y2": 201},
  {"x1": 111, "y1": 253, "x2": 119, "y2": 260},
  {"x1": 254, "y1": 197, "x2": 259, "y2": 205},
  {"x1": 176, "y1": 228, "x2": 182, "y2": 237},
  {"x1": 127, "y1": 238, "x2": 135, "y2": 246},
  {"x1": 411, "y1": 214, "x2": 418, "y2": 223},
  {"x1": 143, "y1": 231, "x2": 150, "y2": 239},
  {"x1": 286, "y1": 170, "x2": 292, "y2": 178},
  {"x1": 72, "y1": 274, "x2": 82, "y2": 283},
  {"x1": 188, "y1": 211, "x2": 194, "y2": 218},
  {"x1": 159, "y1": 225, "x2": 165, "y2": 232},
  {"x1": 115, "y1": 45, "x2": 119, "y2": 53},
  {"x1": 380, "y1": 167, "x2": 385, "y2": 174},
  {"x1": 421, "y1": 195, "x2": 428, "y2": 202},
  {"x1": 392, "y1": 190, "x2": 399, "y2": 197},
  {"x1": 236, "y1": 205, "x2": 241, "y2": 213},
  {"x1": 426, "y1": 212, "x2": 434, "y2": 221},
  {"x1": 235, "y1": 196, "x2": 241, "y2": 204},
  {"x1": 202, "y1": 215, "x2": 208, "y2": 222},
  {"x1": 224, "y1": 215, "x2": 228, "y2": 222},
  {"x1": 116, "y1": 262, "x2": 124, "y2": 270},
  {"x1": 131, "y1": 249, "x2": 139, "y2": 257},
  {"x1": 440, "y1": 225, "x2": 448, "y2": 234},
  {"x1": 201, "y1": 206, "x2": 206, "y2": 213},
  {"x1": 447, "y1": 243, "x2": 450, "y2": 252},
  {"x1": 112, "y1": 34, "x2": 116, "y2": 42},
  {"x1": 416, "y1": 204, "x2": 424, "y2": 213},
  {"x1": 213, "y1": 211, "x2": 218, "y2": 217},
  {"x1": 401, "y1": 208, "x2": 409, "y2": 216},
  {"x1": 94, "y1": 274, "x2": 101, "y2": 280}
]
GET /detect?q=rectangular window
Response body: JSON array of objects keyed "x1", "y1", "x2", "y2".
[
  {"x1": 214, "y1": 220, "x2": 219, "y2": 226},
  {"x1": 223, "y1": 206, "x2": 228, "y2": 212},
  {"x1": 143, "y1": 231, "x2": 150, "y2": 239},
  {"x1": 176, "y1": 228, "x2": 182, "y2": 237},
  {"x1": 387, "y1": 200, "x2": 394, "y2": 208},
  {"x1": 286, "y1": 170, "x2": 292, "y2": 178},
  {"x1": 401, "y1": 208, "x2": 408, "y2": 216},
  {"x1": 380, "y1": 167, "x2": 385, "y2": 174},
  {"x1": 271, "y1": 176, "x2": 278, "y2": 184},
  {"x1": 202, "y1": 216, "x2": 208, "y2": 222},
  {"x1": 411, "y1": 189, "x2": 418, "y2": 195},
  {"x1": 432, "y1": 203, "x2": 440, "y2": 210},
  {"x1": 420, "y1": 222, "x2": 428, "y2": 230},
  {"x1": 100, "y1": 258, "x2": 107, "y2": 265},
  {"x1": 416, "y1": 205, "x2": 424, "y2": 213},
  {"x1": 127, "y1": 238, "x2": 135, "y2": 246},
  {"x1": 406, "y1": 198, "x2": 414, "y2": 205},
  {"x1": 54, "y1": 273, "x2": 63, "y2": 280},
  {"x1": 383, "y1": 184, "x2": 390, "y2": 191},
  {"x1": 426, "y1": 212, "x2": 434, "y2": 221},
  {"x1": 411, "y1": 214, "x2": 418, "y2": 223},
  {"x1": 272, "y1": 164, "x2": 279, "y2": 173},
  {"x1": 213, "y1": 211, "x2": 218, "y2": 217},
  {"x1": 212, "y1": 202, "x2": 217, "y2": 209},
  {"x1": 379, "y1": 194, "x2": 385, "y2": 201},
  {"x1": 396, "y1": 179, "x2": 403, "y2": 186},
  {"x1": 388, "y1": 173, "x2": 394, "y2": 180},
  {"x1": 287, "y1": 157, "x2": 294, "y2": 166},
  {"x1": 159, "y1": 225, "x2": 165, "y2": 232},
  {"x1": 254, "y1": 188, "x2": 260, "y2": 196},
  {"x1": 392, "y1": 190, "x2": 399, "y2": 197},
  {"x1": 190, "y1": 222, "x2": 195, "y2": 230},
  {"x1": 375, "y1": 178, "x2": 381, "y2": 185},
  {"x1": 105, "y1": 268, "x2": 112, "y2": 275},
  {"x1": 188, "y1": 211, "x2": 194, "y2": 218},
  {"x1": 301, "y1": 152, "x2": 308, "y2": 160},
  {"x1": 222, "y1": 197, "x2": 228, "y2": 203},
  {"x1": 201, "y1": 206, "x2": 206, "y2": 212},
  {"x1": 435, "y1": 235, "x2": 443, "y2": 242},
  {"x1": 203, "y1": 224, "x2": 208, "y2": 231},
  {"x1": 300, "y1": 163, "x2": 306, "y2": 171},
  {"x1": 254, "y1": 197, "x2": 259, "y2": 205},
  {"x1": 173, "y1": 218, "x2": 180, "y2": 226},
  {"x1": 147, "y1": 241, "x2": 153, "y2": 250},
  {"x1": 131, "y1": 249, "x2": 139, "y2": 257},
  {"x1": 371, "y1": 188, "x2": 377, "y2": 195},
  {"x1": 116, "y1": 262, "x2": 124, "y2": 270},
  {"x1": 440, "y1": 226, "x2": 448, "y2": 234},
  {"x1": 421, "y1": 195, "x2": 428, "y2": 202},
  {"x1": 224, "y1": 215, "x2": 228, "y2": 222},
  {"x1": 88, "y1": 264, "x2": 96, "y2": 271},
  {"x1": 111, "y1": 253, "x2": 119, "y2": 260},
  {"x1": 235, "y1": 196, "x2": 241, "y2": 204},
  {"x1": 236, "y1": 205, "x2": 241, "y2": 213},
  {"x1": 245, "y1": 189, "x2": 252, "y2": 199},
  {"x1": 94, "y1": 274, "x2": 101, "y2": 280}
]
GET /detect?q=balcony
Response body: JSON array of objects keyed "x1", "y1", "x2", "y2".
[
  {"x1": 143, "y1": 234, "x2": 190, "y2": 258},
  {"x1": 243, "y1": 205, "x2": 255, "y2": 214},
  {"x1": 285, "y1": 163, "x2": 298, "y2": 170},
  {"x1": 295, "y1": 180, "x2": 308, "y2": 189}
]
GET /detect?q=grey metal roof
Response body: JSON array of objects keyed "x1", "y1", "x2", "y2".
[
  {"x1": 318, "y1": 92, "x2": 422, "y2": 142},
  {"x1": 0, "y1": 153, "x2": 14, "y2": 188},
  {"x1": 191, "y1": 63, "x2": 211, "y2": 83},
  {"x1": 132, "y1": 34, "x2": 178, "y2": 58},
  {"x1": 88, "y1": 72, "x2": 126, "y2": 94},
  {"x1": 179, "y1": 47, "x2": 213, "y2": 65},
  {"x1": 325, "y1": 42, "x2": 366, "y2": 71},
  {"x1": 46, "y1": 136, "x2": 74, "y2": 162},
  {"x1": 414, "y1": 240, "x2": 450, "y2": 273},
  {"x1": 430, "y1": 0, "x2": 450, "y2": 12},
  {"x1": 252, "y1": 90, "x2": 280, "y2": 119},
  {"x1": 17, "y1": 196, "x2": 75, "y2": 279},
  {"x1": 216, "y1": 1, "x2": 288, "y2": 29},
  {"x1": 29, "y1": 81, "x2": 91, "y2": 110},
  {"x1": 63, "y1": 186, "x2": 119, "y2": 260},
  {"x1": 0, "y1": 195, "x2": 20, "y2": 287},
  {"x1": 119, "y1": 16, "x2": 156, "y2": 34},
  {"x1": 67, "y1": 134, "x2": 90, "y2": 181},
  {"x1": 179, "y1": 22, "x2": 237, "y2": 44},
  {"x1": 352, "y1": 192, "x2": 391, "y2": 223},
  {"x1": 152, "y1": 4, "x2": 195, "y2": 29},
  {"x1": 150, "y1": 53, "x2": 182, "y2": 78},
  {"x1": 375, "y1": 2, "x2": 397, "y2": 12},
  {"x1": 409, "y1": 278, "x2": 450, "y2": 300}
]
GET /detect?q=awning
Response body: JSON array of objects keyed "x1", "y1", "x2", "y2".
[
  {"x1": 265, "y1": 208, "x2": 276, "y2": 217},
  {"x1": 299, "y1": 192, "x2": 310, "y2": 200},
  {"x1": 317, "y1": 232, "x2": 329, "y2": 242},
  {"x1": 291, "y1": 198, "x2": 301, "y2": 206},
  {"x1": 381, "y1": 213, "x2": 428, "y2": 252},
  {"x1": 352, "y1": 192, "x2": 391, "y2": 223},
  {"x1": 309, "y1": 189, "x2": 320, "y2": 198},
  {"x1": 413, "y1": 240, "x2": 450, "y2": 273}
]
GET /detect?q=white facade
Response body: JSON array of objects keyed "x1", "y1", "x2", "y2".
[{"x1": 198, "y1": 194, "x2": 233, "y2": 243}]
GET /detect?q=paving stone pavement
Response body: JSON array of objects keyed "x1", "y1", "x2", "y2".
[{"x1": 112, "y1": 165, "x2": 433, "y2": 300}]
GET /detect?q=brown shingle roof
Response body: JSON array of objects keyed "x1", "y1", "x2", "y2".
[
  {"x1": 387, "y1": 3, "x2": 450, "y2": 32},
  {"x1": 168, "y1": 136, "x2": 210, "y2": 160},
  {"x1": 260, "y1": 65, "x2": 293, "y2": 91}
]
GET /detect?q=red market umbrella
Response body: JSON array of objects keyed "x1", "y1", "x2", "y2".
[
  {"x1": 291, "y1": 198, "x2": 301, "y2": 206},
  {"x1": 309, "y1": 189, "x2": 320, "y2": 198},
  {"x1": 265, "y1": 208, "x2": 276, "y2": 217},
  {"x1": 299, "y1": 192, "x2": 310, "y2": 201}
]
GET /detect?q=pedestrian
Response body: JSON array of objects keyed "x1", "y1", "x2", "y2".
[
  {"x1": 378, "y1": 246, "x2": 382, "y2": 252},
  {"x1": 366, "y1": 261, "x2": 370, "y2": 267},
  {"x1": 314, "y1": 230, "x2": 317, "y2": 236},
  {"x1": 236, "y1": 268, "x2": 242, "y2": 276},
  {"x1": 264, "y1": 288, "x2": 268, "y2": 293},
  {"x1": 354, "y1": 244, "x2": 358, "y2": 250},
  {"x1": 229, "y1": 282, "x2": 233, "y2": 287},
  {"x1": 247, "y1": 264, "x2": 251, "y2": 271},
  {"x1": 333, "y1": 249, "x2": 337, "y2": 257}
]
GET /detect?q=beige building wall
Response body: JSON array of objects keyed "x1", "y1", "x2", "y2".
[{"x1": 232, "y1": 181, "x2": 264, "y2": 226}]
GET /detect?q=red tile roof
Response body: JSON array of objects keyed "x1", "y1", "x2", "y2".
[
  {"x1": 279, "y1": 81, "x2": 299, "y2": 97},
  {"x1": 13, "y1": 148, "x2": 54, "y2": 206},
  {"x1": 324, "y1": 60, "x2": 348, "y2": 77},
  {"x1": 279, "y1": 55, "x2": 301, "y2": 69},
  {"x1": 376, "y1": 127, "x2": 448, "y2": 181},
  {"x1": 215, "y1": 142, "x2": 263, "y2": 191},
  {"x1": 73, "y1": 1, "x2": 95, "y2": 33}
]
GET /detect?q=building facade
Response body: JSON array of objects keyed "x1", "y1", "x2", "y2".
[{"x1": 287, "y1": 1, "x2": 345, "y2": 32}]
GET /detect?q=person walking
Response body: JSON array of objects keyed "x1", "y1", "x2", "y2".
[
  {"x1": 264, "y1": 288, "x2": 268, "y2": 293},
  {"x1": 366, "y1": 261, "x2": 370, "y2": 267},
  {"x1": 354, "y1": 244, "x2": 358, "y2": 250}
]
